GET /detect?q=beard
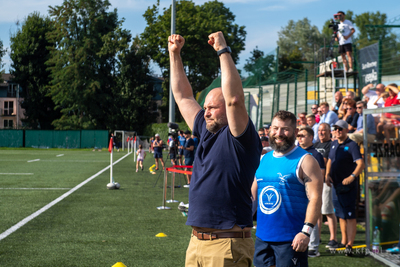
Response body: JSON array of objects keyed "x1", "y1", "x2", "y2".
[
  {"x1": 206, "y1": 117, "x2": 227, "y2": 134},
  {"x1": 269, "y1": 132, "x2": 296, "y2": 153}
]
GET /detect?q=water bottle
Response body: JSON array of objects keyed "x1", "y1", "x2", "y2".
[{"x1": 372, "y1": 226, "x2": 380, "y2": 253}]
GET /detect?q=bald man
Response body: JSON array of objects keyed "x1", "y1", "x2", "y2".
[{"x1": 169, "y1": 32, "x2": 262, "y2": 266}]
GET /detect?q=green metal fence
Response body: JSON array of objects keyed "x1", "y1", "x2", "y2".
[{"x1": 0, "y1": 130, "x2": 108, "y2": 149}]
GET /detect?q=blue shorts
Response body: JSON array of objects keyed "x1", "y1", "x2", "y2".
[
  {"x1": 179, "y1": 148, "x2": 184, "y2": 156},
  {"x1": 184, "y1": 157, "x2": 194, "y2": 166},
  {"x1": 154, "y1": 151, "x2": 163, "y2": 159},
  {"x1": 334, "y1": 185, "x2": 357, "y2": 219},
  {"x1": 253, "y1": 237, "x2": 308, "y2": 267}
]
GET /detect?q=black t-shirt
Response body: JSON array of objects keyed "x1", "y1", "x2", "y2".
[
  {"x1": 314, "y1": 140, "x2": 332, "y2": 159},
  {"x1": 345, "y1": 113, "x2": 359, "y2": 133},
  {"x1": 183, "y1": 138, "x2": 195, "y2": 158}
]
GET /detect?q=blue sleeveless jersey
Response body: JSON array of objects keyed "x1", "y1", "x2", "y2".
[{"x1": 256, "y1": 146, "x2": 309, "y2": 242}]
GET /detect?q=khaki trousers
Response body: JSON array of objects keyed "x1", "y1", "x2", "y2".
[{"x1": 185, "y1": 234, "x2": 254, "y2": 267}]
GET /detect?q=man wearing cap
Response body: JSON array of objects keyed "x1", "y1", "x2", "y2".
[
  {"x1": 326, "y1": 120, "x2": 364, "y2": 255},
  {"x1": 335, "y1": 11, "x2": 355, "y2": 72},
  {"x1": 169, "y1": 31, "x2": 262, "y2": 266},
  {"x1": 260, "y1": 136, "x2": 272, "y2": 156},
  {"x1": 264, "y1": 125, "x2": 270, "y2": 137},
  {"x1": 153, "y1": 134, "x2": 165, "y2": 171},
  {"x1": 183, "y1": 130, "x2": 195, "y2": 187}
]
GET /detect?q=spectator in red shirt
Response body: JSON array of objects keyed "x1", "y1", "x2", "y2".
[{"x1": 377, "y1": 83, "x2": 400, "y2": 140}]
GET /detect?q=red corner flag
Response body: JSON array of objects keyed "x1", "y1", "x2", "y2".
[{"x1": 108, "y1": 137, "x2": 113, "y2": 153}]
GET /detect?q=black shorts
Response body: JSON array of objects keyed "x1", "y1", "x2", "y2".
[
  {"x1": 339, "y1": 43, "x2": 352, "y2": 54},
  {"x1": 169, "y1": 153, "x2": 176, "y2": 160},
  {"x1": 334, "y1": 185, "x2": 357, "y2": 219},
  {"x1": 253, "y1": 237, "x2": 308, "y2": 267}
]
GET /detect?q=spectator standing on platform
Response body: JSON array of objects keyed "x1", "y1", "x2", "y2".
[
  {"x1": 314, "y1": 123, "x2": 339, "y2": 249},
  {"x1": 297, "y1": 126, "x2": 326, "y2": 257},
  {"x1": 153, "y1": 134, "x2": 165, "y2": 171},
  {"x1": 335, "y1": 11, "x2": 355, "y2": 72},
  {"x1": 332, "y1": 91, "x2": 343, "y2": 114},
  {"x1": 169, "y1": 32, "x2": 262, "y2": 266},
  {"x1": 178, "y1": 130, "x2": 186, "y2": 165},
  {"x1": 183, "y1": 130, "x2": 195, "y2": 187},
  {"x1": 311, "y1": 104, "x2": 320, "y2": 123},
  {"x1": 136, "y1": 144, "x2": 146, "y2": 172},
  {"x1": 319, "y1": 102, "x2": 339, "y2": 126},
  {"x1": 348, "y1": 101, "x2": 377, "y2": 143},
  {"x1": 326, "y1": 120, "x2": 364, "y2": 255},
  {"x1": 253, "y1": 111, "x2": 323, "y2": 266},
  {"x1": 306, "y1": 114, "x2": 319, "y2": 143}
]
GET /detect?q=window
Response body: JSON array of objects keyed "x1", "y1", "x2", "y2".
[
  {"x1": 4, "y1": 101, "x2": 14, "y2": 116},
  {"x1": 3, "y1": 119, "x2": 13, "y2": 128},
  {"x1": 7, "y1": 84, "x2": 17, "y2": 97}
]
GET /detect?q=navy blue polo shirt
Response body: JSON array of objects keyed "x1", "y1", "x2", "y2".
[
  {"x1": 187, "y1": 109, "x2": 262, "y2": 229},
  {"x1": 328, "y1": 138, "x2": 362, "y2": 186},
  {"x1": 183, "y1": 138, "x2": 195, "y2": 158},
  {"x1": 304, "y1": 146, "x2": 325, "y2": 169}
]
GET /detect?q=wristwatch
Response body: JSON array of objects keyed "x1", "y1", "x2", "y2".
[
  {"x1": 217, "y1": 46, "x2": 231, "y2": 56},
  {"x1": 351, "y1": 174, "x2": 356, "y2": 178}
]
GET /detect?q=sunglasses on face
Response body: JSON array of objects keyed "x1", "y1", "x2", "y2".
[
  {"x1": 356, "y1": 106, "x2": 363, "y2": 109},
  {"x1": 297, "y1": 135, "x2": 306, "y2": 138},
  {"x1": 311, "y1": 107, "x2": 317, "y2": 110},
  {"x1": 333, "y1": 127, "x2": 343, "y2": 131}
]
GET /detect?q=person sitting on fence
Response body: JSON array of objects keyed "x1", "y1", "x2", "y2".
[
  {"x1": 136, "y1": 144, "x2": 146, "y2": 172},
  {"x1": 342, "y1": 99, "x2": 358, "y2": 133}
]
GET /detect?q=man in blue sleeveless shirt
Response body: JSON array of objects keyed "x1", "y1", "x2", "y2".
[
  {"x1": 169, "y1": 32, "x2": 262, "y2": 267},
  {"x1": 252, "y1": 111, "x2": 323, "y2": 267}
]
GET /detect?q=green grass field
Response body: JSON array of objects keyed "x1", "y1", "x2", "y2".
[{"x1": 0, "y1": 148, "x2": 384, "y2": 266}]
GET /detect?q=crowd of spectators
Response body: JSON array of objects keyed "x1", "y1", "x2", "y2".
[{"x1": 260, "y1": 83, "x2": 400, "y2": 256}]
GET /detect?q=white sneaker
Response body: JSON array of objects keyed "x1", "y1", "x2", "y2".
[
  {"x1": 136, "y1": 169, "x2": 138, "y2": 172},
  {"x1": 348, "y1": 68, "x2": 353, "y2": 72},
  {"x1": 183, "y1": 184, "x2": 190, "y2": 188}
]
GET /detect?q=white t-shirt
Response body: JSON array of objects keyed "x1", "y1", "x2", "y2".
[
  {"x1": 137, "y1": 149, "x2": 145, "y2": 160},
  {"x1": 338, "y1": 20, "x2": 354, "y2": 45},
  {"x1": 365, "y1": 90, "x2": 385, "y2": 117}
]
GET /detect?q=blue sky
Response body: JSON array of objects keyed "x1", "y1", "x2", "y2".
[{"x1": 1, "y1": 0, "x2": 399, "y2": 75}]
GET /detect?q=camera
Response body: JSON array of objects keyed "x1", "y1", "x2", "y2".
[{"x1": 328, "y1": 19, "x2": 339, "y2": 34}]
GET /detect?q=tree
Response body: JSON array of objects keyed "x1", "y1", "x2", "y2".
[
  {"x1": 141, "y1": 0, "x2": 246, "y2": 121},
  {"x1": 278, "y1": 47, "x2": 304, "y2": 72},
  {"x1": 277, "y1": 18, "x2": 324, "y2": 65},
  {"x1": 47, "y1": 0, "x2": 153, "y2": 131},
  {"x1": 10, "y1": 12, "x2": 59, "y2": 129},
  {"x1": 0, "y1": 40, "x2": 5, "y2": 83},
  {"x1": 243, "y1": 46, "x2": 276, "y2": 83}
]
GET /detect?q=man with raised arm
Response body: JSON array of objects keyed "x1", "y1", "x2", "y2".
[
  {"x1": 252, "y1": 111, "x2": 323, "y2": 266},
  {"x1": 169, "y1": 32, "x2": 262, "y2": 267}
]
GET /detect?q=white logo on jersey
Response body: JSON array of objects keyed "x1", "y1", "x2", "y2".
[
  {"x1": 259, "y1": 186, "x2": 282, "y2": 214},
  {"x1": 292, "y1": 258, "x2": 298, "y2": 265},
  {"x1": 278, "y1": 173, "x2": 290, "y2": 185}
]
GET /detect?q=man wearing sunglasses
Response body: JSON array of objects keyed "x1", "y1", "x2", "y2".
[
  {"x1": 311, "y1": 104, "x2": 320, "y2": 123},
  {"x1": 297, "y1": 126, "x2": 326, "y2": 257},
  {"x1": 326, "y1": 120, "x2": 364, "y2": 256},
  {"x1": 348, "y1": 101, "x2": 376, "y2": 143}
]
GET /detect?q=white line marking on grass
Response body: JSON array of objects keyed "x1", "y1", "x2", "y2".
[
  {"x1": 56, "y1": 154, "x2": 64, "y2": 157},
  {"x1": 0, "y1": 173, "x2": 34, "y2": 175},
  {"x1": 0, "y1": 188, "x2": 71, "y2": 190},
  {"x1": 27, "y1": 159, "x2": 40, "y2": 163},
  {"x1": 0, "y1": 152, "x2": 132, "y2": 241}
]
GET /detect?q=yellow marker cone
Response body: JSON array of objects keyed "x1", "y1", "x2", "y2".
[
  {"x1": 156, "y1": 232, "x2": 167, "y2": 237},
  {"x1": 112, "y1": 262, "x2": 127, "y2": 267}
]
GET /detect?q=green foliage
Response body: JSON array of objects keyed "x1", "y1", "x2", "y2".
[
  {"x1": 143, "y1": 121, "x2": 188, "y2": 142},
  {"x1": 278, "y1": 47, "x2": 304, "y2": 72},
  {"x1": 47, "y1": 0, "x2": 154, "y2": 132},
  {"x1": 0, "y1": 39, "x2": 5, "y2": 82},
  {"x1": 277, "y1": 18, "x2": 324, "y2": 65},
  {"x1": 243, "y1": 47, "x2": 276, "y2": 82},
  {"x1": 9, "y1": 12, "x2": 59, "y2": 129},
  {"x1": 141, "y1": 0, "x2": 246, "y2": 120}
]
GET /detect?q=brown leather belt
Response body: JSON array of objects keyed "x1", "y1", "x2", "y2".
[{"x1": 192, "y1": 229, "x2": 251, "y2": 240}]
